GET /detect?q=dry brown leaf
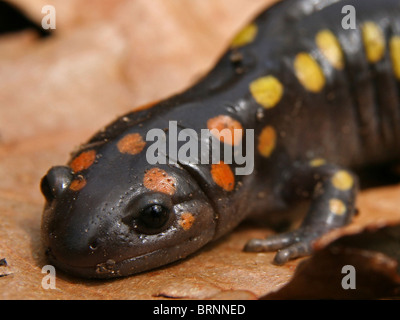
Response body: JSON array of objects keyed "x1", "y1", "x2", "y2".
[
  {"x1": 261, "y1": 186, "x2": 400, "y2": 299},
  {"x1": 1, "y1": 0, "x2": 400, "y2": 300},
  {"x1": 264, "y1": 223, "x2": 400, "y2": 299}
]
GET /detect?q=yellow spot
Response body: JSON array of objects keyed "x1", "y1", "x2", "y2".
[
  {"x1": 207, "y1": 115, "x2": 243, "y2": 146},
  {"x1": 249, "y1": 76, "x2": 284, "y2": 109},
  {"x1": 117, "y1": 133, "x2": 146, "y2": 155},
  {"x1": 310, "y1": 158, "x2": 326, "y2": 167},
  {"x1": 329, "y1": 198, "x2": 346, "y2": 216},
  {"x1": 316, "y1": 29, "x2": 344, "y2": 70},
  {"x1": 362, "y1": 21, "x2": 385, "y2": 63},
  {"x1": 231, "y1": 23, "x2": 258, "y2": 48},
  {"x1": 332, "y1": 170, "x2": 354, "y2": 191},
  {"x1": 390, "y1": 36, "x2": 400, "y2": 80},
  {"x1": 294, "y1": 52, "x2": 326, "y2": 93},
  {"x1": 211, "y1": 162, "x2": 235, "y2": 192},
  {"x1": 179, "y1": 212, "x2": 195, "y2": 231},
  {"x1": 258, "y1": 126, "x2": 277, "y2": 158}
]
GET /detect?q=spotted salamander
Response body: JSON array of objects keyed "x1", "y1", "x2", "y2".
[{"x1": 40, "y1": 0, "x2": 400, "y2": 278}]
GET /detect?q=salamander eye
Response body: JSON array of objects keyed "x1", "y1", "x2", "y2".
[
  {"x1": 123, "y1": 193, "x2": 173, "y2": 234},
  {"x1": 139, "y1": 204, "x2": 170, "y2": 230}
]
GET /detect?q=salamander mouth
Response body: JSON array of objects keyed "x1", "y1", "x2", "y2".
[{"x1": 45, "y1": 241, "x2": 195, "y2": 279}]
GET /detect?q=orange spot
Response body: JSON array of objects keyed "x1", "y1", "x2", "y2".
[
  {"x1": 70, "y1": 150, "x2": 96, "y2": 173},
  {"x1": 143, "y1": 168, "x2": 176, "y2": 195},
  {"x1": 211, "y1": 162, "x2": 235, "y2": 192},
  {"x1": 117, "y1": 133, "x2": 146, "y2": 155},
  {"x1": 207, "y1": 115, "x2": 243, "y2": 146},
  {"x1": 258, "y1": 126, "x2": 277, "y2": 157},
  {"x1": 70, "y1": 176, "x2": 87, "y2": 191},
  {"x1": 179, "y1": 212, "x2": 195, "y2": 231}
]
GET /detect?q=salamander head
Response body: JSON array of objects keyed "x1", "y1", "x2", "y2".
[{"x1": 40, "y1": 133, "x2": 216, "y2": 278}]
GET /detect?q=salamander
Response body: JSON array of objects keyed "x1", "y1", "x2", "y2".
[{"x1": 40, "y1": 0, "x2": 400, "y2": 278}]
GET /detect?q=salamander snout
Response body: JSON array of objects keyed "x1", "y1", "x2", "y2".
[{"x1": 40, "y1": 166, "x2": 73, "y2": 202}]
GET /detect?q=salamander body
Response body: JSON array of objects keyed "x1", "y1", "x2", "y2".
[{"x1": 41, "y1": 0, "x2": 400, "y2": 278}]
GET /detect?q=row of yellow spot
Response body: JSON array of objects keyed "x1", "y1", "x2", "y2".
[
  {"x1": 235, "y1": 21, "x2": 400, "y2": 111},
  {"x1": 310, "y1": 158, "x2": 355, "y2": 216},
  {"x1": 229, "y1": 20, "x2": 400, "y2": 187},
  {"x1": 69, "y1": 19, "x2": 395, "y2": 197},
  {"x1": 310, "y1": 158, "x2": 355, "y2": 191}
]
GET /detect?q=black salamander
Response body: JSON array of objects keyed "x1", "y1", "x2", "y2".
[{"x1": 40, "y1": 0, "x2": 400, "y2": 278}]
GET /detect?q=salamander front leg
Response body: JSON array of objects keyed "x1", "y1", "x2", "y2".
[{"x1": 244, "y1": 161, "x2": 359, "y2": 265}]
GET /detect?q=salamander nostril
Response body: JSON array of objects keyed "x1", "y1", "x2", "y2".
[
  {"x1": 40, "y1": 175, "x2": 53, "y2": 202},
  {"x1": 89, "y1": 240, "x2": 99, "y2": 251},
  {"x1": 40, "y1": 166, "x2": 74, "y2": 201}
]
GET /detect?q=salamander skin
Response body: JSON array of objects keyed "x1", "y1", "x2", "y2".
[{"x1": 41, "y1": 0, "x2": 400, "y2": 278}]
